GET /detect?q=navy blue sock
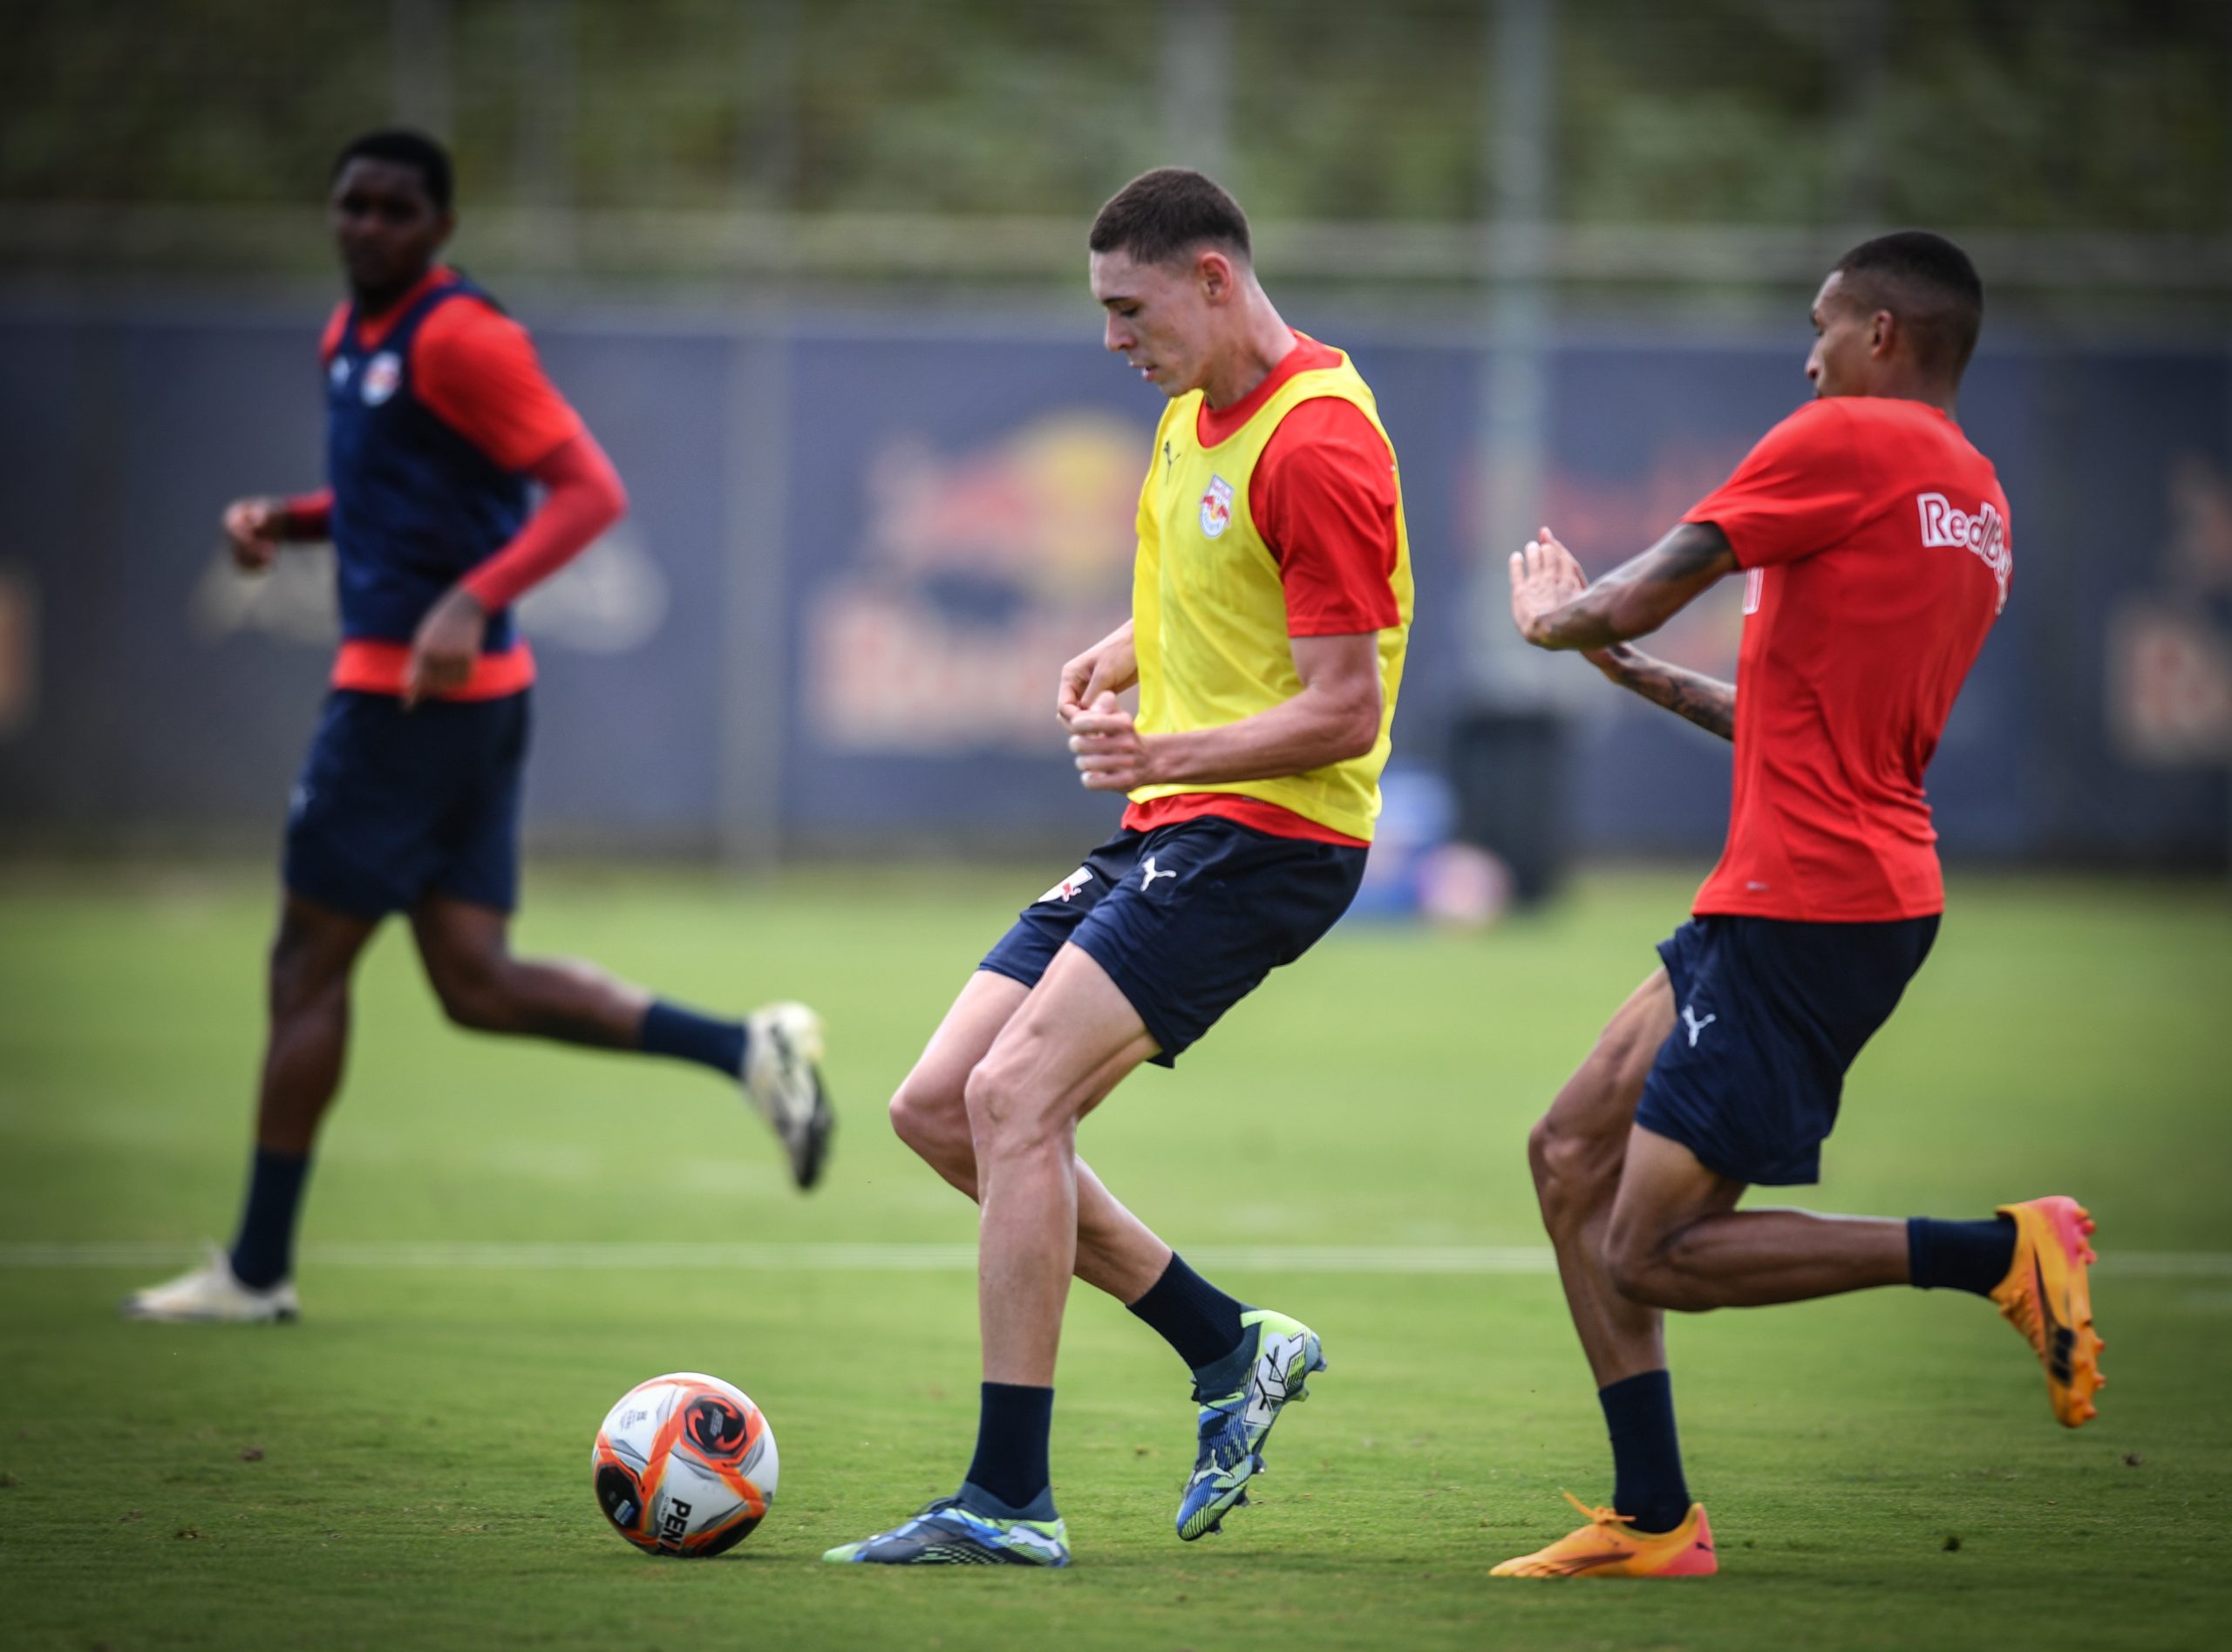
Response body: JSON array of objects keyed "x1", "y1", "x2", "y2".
[
  {"x1": 228, "y1": 1147, "x2": 312, "y2": 1290},
  {"x1": 1127, "y1": 1253, "x2": 1249, "y2": 1390},
  {"x1": 639, "y1": 1001, "x2": 747, "y2": 1079},
  {"x1": 1599, "y1": 1370, "x2": 1691, "y2": 1535},
  {"x1": 1908, "y1": 1215, "x2": 2017, "y2": 1296},
  {"x1": 958, "y1": 1383, "x2": 1056, "y2": 1519}
]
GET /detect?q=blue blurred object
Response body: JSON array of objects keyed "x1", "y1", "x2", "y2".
[{"x1": 1348, "y1": 762, "x2": 1457, "y2": 921}]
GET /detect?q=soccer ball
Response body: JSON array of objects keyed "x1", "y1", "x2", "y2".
[{"x1": 590, "y1": 1371, "x2": 779, "y2": 1557}]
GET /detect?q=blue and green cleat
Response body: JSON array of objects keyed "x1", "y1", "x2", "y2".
[
  {"x1": 822, "y1": 1498, "x2": 1071, "y2": 1567},
  {"x1": 1176, "y1": 1308, "x2": 1327, "y2": 1540}
]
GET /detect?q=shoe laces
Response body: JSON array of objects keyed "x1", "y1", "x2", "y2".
[
  {"x1": 888, "y1": 1496, "x2": 963, "y2": 1535},
  {"x1": 1561, "y1": 1488, "x2": 1635, "y2": 1529}
]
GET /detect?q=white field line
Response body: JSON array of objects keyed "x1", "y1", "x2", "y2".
[{"x1": 3, "y1": 1241, "x2": 2229, "y2": 1278}]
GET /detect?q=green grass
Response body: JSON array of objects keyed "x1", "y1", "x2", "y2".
[{"x1": 1, "y1": 865, "x2": 2229, "y2": 1649}]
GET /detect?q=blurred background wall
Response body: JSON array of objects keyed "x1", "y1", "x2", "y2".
[{"x1": 2, "y1": 0, "x2": 2228, "y2": 874}]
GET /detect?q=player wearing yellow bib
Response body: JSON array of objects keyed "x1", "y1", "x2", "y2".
[{"x1": 828, "y1": 170, "x2": 1412, "y2": 1567}]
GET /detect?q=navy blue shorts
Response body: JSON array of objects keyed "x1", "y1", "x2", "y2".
[
  {"x1": 979, "y1": 817, "x2": 1368, "y2": 1067},
  {"x1": 282, "y1": 690, "x2": 529, "y2": 921},
  {"x1": 1635, "y1": 913, "x2": 1938, "y2": 1186}
]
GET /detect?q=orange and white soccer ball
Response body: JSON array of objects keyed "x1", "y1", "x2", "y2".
[{"x1": 591, "y1": 1372, "x2": 779, "y2": 1557}]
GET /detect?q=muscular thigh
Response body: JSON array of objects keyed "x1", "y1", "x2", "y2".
[
  {"x1": 972, "y1": 943, "x2": 1159, "y2": 1133},
  {"x1": 1542, "y1": 968, "x2": 1677, "y2": 1147},
  {"x1": 269, "y1": 891, "x2": 379, "y2": 1003},
  {"x1": 1606, "y1": 1123, "x2": 1746, "y2": 1268},
  {"x1": 902, "y1": 969, "x2": 1031, "y2": 1119}
]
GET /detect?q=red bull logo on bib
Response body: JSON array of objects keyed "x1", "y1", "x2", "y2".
[{"x1": 1200, "y1": 474, "x2": 1235, "y2": 539}]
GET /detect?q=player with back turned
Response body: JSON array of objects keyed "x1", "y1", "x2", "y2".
[
  {"x1": 125, "y1": 130, "x2": 833, "y2": 1326},
  {"x1": 825, "y1": 168, "x2": 1412, "y2": 1567},
  {"x1": 1494, "y1": 232, "x2": 2101, "y2": 1578}
]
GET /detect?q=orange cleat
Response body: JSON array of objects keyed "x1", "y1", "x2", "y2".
[
  {"x1": 1490, "y1": 1491, "x2": 1717, "y2": 1578},
  {"x1": 1990, "y1": 1195, "x2": 2104, "y2": 1428}
]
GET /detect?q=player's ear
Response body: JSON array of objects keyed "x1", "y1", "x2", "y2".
[
  {"x1": 1868, "y1": 309, "x2": 1896, "y2": 359},
  {"x1": 1196, "y1": 248, "x2": 1235, "y2": 303}
]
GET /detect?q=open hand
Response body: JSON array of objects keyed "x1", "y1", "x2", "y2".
[
  {"x1": 1067, "y1": 690, "x2": 1157, "y2": 791},
  {"x1": 1508, "y1": 524, "x2": 1590, "y2": 647}
]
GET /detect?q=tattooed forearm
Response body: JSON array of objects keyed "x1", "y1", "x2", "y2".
[
  {"x1": 1588, "y1": 643, "x2": 1737, "y2": 741},
  {"x1": 1521, "y1": 521, "x2": 1740, "y2": 649}
]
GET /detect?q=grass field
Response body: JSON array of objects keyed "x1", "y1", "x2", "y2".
[{"x1": 2, "y1": 864, "x2": 2229, "y2": 1649}]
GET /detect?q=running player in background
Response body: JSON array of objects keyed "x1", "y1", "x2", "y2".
[
  {"x1": 125, "y1": 130, "x2": 832, "y2": 1326},
  {"x1": 827, "y1": 169, "x2": 1412, "y2": 1567},
  {"x1": 1494, "y1": 232, "x2": 2100, "y2": 1578}
]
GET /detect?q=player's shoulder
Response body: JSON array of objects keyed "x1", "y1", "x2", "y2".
[
  {"x1": 1758, "y1": 395, "x2": 1855, "y2": 444},
  {"x1": 415, "y1": 283, "x2": 530, "y2": 357},
  {"x1": 1268, "y1": 393, "x2": 1385, "y2": 458},
  {"x1": 1740, "y1": 395, "x2": 1893, "y2": 479},
  {"x1": 1271, "y1": 339, "x2": 1380, "y2": 432},
  {"x1": 1283, "y1": 333, "x2": 1349, "y2": 377},
  {"x1": 1845, "y1": 396, "x2": 1999, "y2": 486},
  {"x1": 411, "y1": 288, "x2": 535, "y2": 381},
  {"x1": 317, "y1": 301, "x2": 350, "y2": 363},
  {"x1": 1256, "y1": 396, "x2": 1396, "y2": 515}
]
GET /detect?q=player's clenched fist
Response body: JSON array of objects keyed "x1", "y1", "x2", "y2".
[
  {"x1": 1068, "y1": 690, "x2": 1157, "y2": 791},
  {"x1": 222, "y1": 496, "x2": 291, "y2": 572},
  {"x1": 1057, "y1": 620, "x2": 1139, "y2": 729},
  {"x1": 404, "y1": 585, "x2": 489, "y2": 708},
  {"x1": 1508, "y1": 524, "x2": 1590, "y2": 647}
]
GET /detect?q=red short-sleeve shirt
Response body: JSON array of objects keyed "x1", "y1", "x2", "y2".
[{"x1": 1681, "y1": 395, "x2": 2011, "y2": 921}]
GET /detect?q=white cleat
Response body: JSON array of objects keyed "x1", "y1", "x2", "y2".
[
  {"x1": 121, "y1": 1244, "x2": 298, "y2": 1324},
  {"x1": 743, "y1": 1001, "x2": 834, "y2": 1191}
]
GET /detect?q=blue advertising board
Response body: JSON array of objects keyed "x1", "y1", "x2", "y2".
[{"x1": 0, "y1": 299, "x2": 2223, "y2": 867}]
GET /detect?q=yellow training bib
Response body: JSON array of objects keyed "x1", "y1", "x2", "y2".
[{"x1": 1129, "y1": 345, "x2": 1412, "y2": 842}]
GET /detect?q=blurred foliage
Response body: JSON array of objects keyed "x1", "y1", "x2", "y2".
[
  {"x1": 0, "y1": 0, "x2": 2222, "y2": 230},
  {"x1": 1561, "y1": 0, "x2": 2231, "y2": 233}
]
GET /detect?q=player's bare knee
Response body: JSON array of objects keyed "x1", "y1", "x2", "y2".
[
  {"x1": 888, "y1": 1074, "x2": 968, "y2": 1166},
  {"x1": 428, "y1": 955, "x2": 517, "y2": 1033},
  {"x1": 961, "y1": 1058, "x2": 1017, "y2": 1141},
  {"x1": 886, "y1": 1085, "x2": 924, "y2": 1149},
  {"x1": 268, "y1": 939, "x2": 346, "y2": 1022},
  {"x1": 1601, "y1": 1217, "x2": 1673, "y2": 1305},
  {"x1": 1529, "y1": 1113, "x2": 1619, "y2": 1233},
  {"x1": 1603, "y1": 1221, "x2": 1710, "y2": 1310},
  {"x1": 438, "y1": 986, "x2": 507, "y2": 1032},
  {"x1": 1528, "y1": 1115, "x2": 1582, "y2": 1212},
  {"x1": 963, "y1": 1057, "x2": 1066, "y2": 1159},
  {"x1": 1603, "y1": 1241, "x2": 1664, "y2": 1306}
]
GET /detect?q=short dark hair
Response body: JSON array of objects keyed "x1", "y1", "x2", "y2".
[
  {"x1": 1834, "y1": 230, "x2": 1984, "y2": 382},
  {"x1": 331, "y1": 128, "x2": 454, "y2": 213},
  {"x1": 1089, "y1": 168, "x2": 1250, "y2": 268}
]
